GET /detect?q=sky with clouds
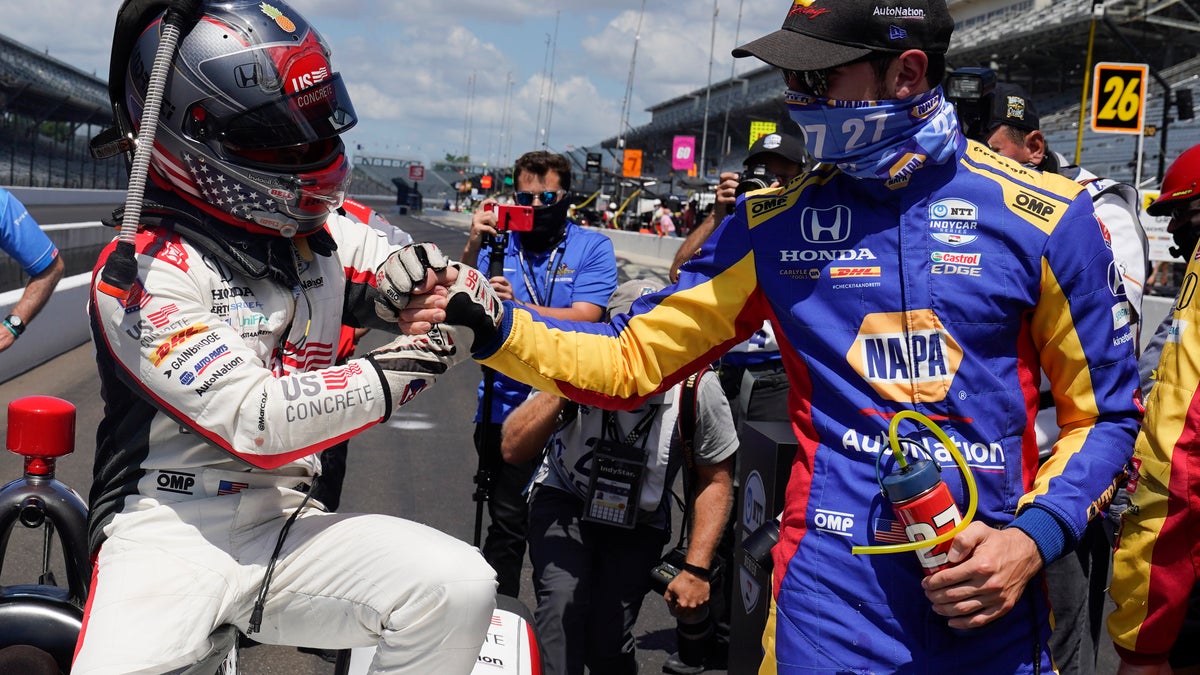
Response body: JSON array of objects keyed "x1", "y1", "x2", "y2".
[{"x1": 2, "y1": 0, "x2": 786, "y2": 167}]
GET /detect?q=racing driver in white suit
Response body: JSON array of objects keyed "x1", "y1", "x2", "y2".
[{"x1": 73, "y1": 1, "x2": 496, "y2": 673}]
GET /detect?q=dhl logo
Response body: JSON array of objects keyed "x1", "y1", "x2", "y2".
[
  {"x1": 150, "y1": 324, "x2": 209, "y2": 367},
  {"x1": 829, "y1": 267, "x2": 881, "y2": 278}
]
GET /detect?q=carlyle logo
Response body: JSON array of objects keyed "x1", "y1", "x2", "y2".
[{"x1": 847, "y1": 310, "x2": 962, "y2": 402}]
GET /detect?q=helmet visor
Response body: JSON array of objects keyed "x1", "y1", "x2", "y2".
[{"x1": 216, "y1": 73, "x2": 357, "y2": 156}]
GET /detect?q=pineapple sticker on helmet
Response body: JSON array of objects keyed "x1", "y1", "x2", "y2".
[{"x1": 259, "y1": 2, "x2": 296, "y2": 32}]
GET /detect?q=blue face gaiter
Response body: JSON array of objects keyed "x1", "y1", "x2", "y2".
[{"x1": 786, "y1": 87, "x2": 965, "y2": 186}]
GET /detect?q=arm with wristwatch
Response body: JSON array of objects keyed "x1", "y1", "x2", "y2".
[
  {"x1": 0, "y1": 254, "x2": 65, "y2": 351},
  {"x1": 0, "y1": 189, "x2": 66, "y2": 352}
]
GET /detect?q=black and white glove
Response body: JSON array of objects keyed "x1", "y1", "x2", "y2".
[
  {"x1": 374, "y1": 243, "x2": 451, "y2": 323},
  {"x1": 443, "y1": 262, "x2": 504, "y2": 352},
  {"x1": 363, "y1": 325, "x2": 469, "y2": 413}
]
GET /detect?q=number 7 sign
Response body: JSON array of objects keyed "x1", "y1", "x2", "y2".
[
  {"x1": 1091, "y1": 62, "x2": 1149, "y2": 134},
  {"x1": 622, "y1": 149, "x2": 643, "y2": 178}
]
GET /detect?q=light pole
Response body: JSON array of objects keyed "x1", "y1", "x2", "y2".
[{"x1": 698, "y1": 0, "x2": 719, "y2": 179}]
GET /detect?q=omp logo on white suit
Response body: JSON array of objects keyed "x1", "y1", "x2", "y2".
[
  {"x1": 847, "y1": 310, "x2": 963, "y2": 402},
  {"x1": 801, "y1": 205, "x2": 851, "y2": 244}
]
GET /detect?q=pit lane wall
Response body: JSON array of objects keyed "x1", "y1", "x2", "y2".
[{"x1": 0, "y1": 191, "x2": 1176, "y2": 384}]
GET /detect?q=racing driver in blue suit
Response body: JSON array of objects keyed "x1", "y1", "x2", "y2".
[{"x1": 378, "y1": 0, "x2": 1143, "y2": 672}]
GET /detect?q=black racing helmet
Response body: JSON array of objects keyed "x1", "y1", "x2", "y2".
[{"x1": 114, "y1": 0, "x2": 358, "y2": 236}]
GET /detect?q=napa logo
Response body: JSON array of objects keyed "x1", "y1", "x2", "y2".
[
  {"x1": 912, "y1": 93, "x2": 941, "y2": 119},
  {"x1": 886, "y1": 153, "x2": 926, "y2": 190},
  {"x1": 846, "y1": 310, "x2": 963, "y2": 402}
]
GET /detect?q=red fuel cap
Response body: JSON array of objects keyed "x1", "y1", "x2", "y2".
[{"x1": 7, "y1": 396, "x2": 76, "y2": 462}]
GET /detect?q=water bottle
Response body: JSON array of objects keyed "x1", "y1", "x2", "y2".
[{"x1": 880, "y1": 457, "x2": 963, "y2": 575}]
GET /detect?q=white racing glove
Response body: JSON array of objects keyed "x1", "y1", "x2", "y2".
[
  {"x1": 443, "y1": 262, "x2": 504, "y2": 352},
  {"x1": 363, "y1": 325, "x2": 469, "y2": 412},
  {"x1": 374, "y1": 243, "x2": 451, "y2": 323}
]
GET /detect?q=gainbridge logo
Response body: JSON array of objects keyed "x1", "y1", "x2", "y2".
[{"x1": 846, "y1": 310, "x2": 962, "y2": 402}]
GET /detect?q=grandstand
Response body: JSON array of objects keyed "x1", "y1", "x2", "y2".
[
  {"x1": 948, "y1": 0, "x2": 1200, "y2": 185},
  {"x1": 571, "y1": 0, "x2": 1200, "y2": 189},
  {"x1": 351, "y1": 153, "x2": 500, "y2": 208},
  {"x1": 0, "y1": 33, "x2": 125, "y2": 190}
]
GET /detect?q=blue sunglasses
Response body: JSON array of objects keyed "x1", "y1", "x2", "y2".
[{"x1": 513, "y1": 190, "x2": 563, "y2": 207}]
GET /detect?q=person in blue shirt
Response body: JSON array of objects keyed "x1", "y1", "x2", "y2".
[
  {"x1": 0, "y1": 187, "x2": 64, "y2": 353},
  {"x1": 459, "y1": 150, "x2": 618, "y2": 597}
]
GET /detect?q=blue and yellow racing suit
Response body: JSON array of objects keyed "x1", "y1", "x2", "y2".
[{"x1": 474, "y1": 139, "x2": 1141, "y2": 673}]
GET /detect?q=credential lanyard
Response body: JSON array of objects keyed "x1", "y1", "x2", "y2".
[
  {"x1": 516, "y1": 240, "x2": 565, "y2": 307},
  {"x1": 603, "y1": 405, "x2": 659, "y2": 450},
  {"x1": 582, "y1": 405, "x2": 660, "y2": 529}
]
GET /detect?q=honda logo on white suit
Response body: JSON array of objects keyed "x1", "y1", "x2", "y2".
[{"x1": 801, "y1": 206, "x2": 852, "y2": 244}]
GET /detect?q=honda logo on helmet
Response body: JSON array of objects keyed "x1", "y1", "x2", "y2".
[
  {"x1": 801, "y1": 206, "x2": 851, "y2": 244},
  {"x1": 234, "y1": 63, "x2": 261, "y2": 89}
]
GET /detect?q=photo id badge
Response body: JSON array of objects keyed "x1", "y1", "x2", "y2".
[{"x1": 582, "y1": 439, "x2": 647, "y2": 529}]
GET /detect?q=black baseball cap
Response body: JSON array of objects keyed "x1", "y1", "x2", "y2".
[
  {"x1": 745, "y1": 132, "x2": 807, "y2": 167},
  {"x1": 732, "y1": 0, "x2": 954, "y2": 71},
  {"x1": 989, "y1": 83, "x2": 1041, "y2": 133}
]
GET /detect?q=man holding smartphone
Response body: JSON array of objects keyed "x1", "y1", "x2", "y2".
[{"x1": 461, "y1": 150, "x2": 618, "y2": 598}]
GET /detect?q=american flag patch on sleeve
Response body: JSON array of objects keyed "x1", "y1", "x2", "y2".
[{"x1": 217, "y1": 480, "x2": 250, "y2": 496}]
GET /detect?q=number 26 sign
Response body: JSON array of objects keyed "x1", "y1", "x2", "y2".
[{"x1": 1091, "y1": 62, "x2": 1149, "y2": 135}]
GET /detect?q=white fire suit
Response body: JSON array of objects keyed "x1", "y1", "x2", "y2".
[{"x1": 74, "y1": 203, "x2": 495, "y2": 675}]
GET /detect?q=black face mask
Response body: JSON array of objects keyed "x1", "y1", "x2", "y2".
[
  {"x1": 519, "y1": 199, "x2": 570, "y2": 253},
  {"x1": 1171, "y1": 226, "x2": 1200, "y2": 261}
]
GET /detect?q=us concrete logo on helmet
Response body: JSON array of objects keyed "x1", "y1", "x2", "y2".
[{"x1": 846, "y1": 310, "x2": 963, "y2": 402}]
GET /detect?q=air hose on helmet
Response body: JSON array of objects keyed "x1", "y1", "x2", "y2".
[
  {"x1": 96, "y1": 0, "x2": 203, "y2": 300},
  {"x1": 851, "y1": 410, "x2": 979, "y2": 575}
]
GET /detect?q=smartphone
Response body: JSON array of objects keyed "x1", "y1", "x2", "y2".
[{"x1": 485, "y1": 203, "x2": 534, "y2": 232}]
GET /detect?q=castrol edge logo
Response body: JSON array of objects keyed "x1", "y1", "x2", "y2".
[
  {"x1": 847, "y1": 310, "x2": 962, "y2": 402},
  {"x1": 930, "y1": 251, "x2": 980, "y2": 265}
]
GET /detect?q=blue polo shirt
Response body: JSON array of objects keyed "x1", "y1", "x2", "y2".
[
  {"x1": 472, "y1": 221, "x2": 617, "y2": 422},
  {"x1": 0, "y1": 188, "x2": 57, "y2": 276}
]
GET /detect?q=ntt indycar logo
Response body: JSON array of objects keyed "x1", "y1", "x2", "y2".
[{"x1": 928, "y1": 198, "x2": 979, "y2": 247}]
